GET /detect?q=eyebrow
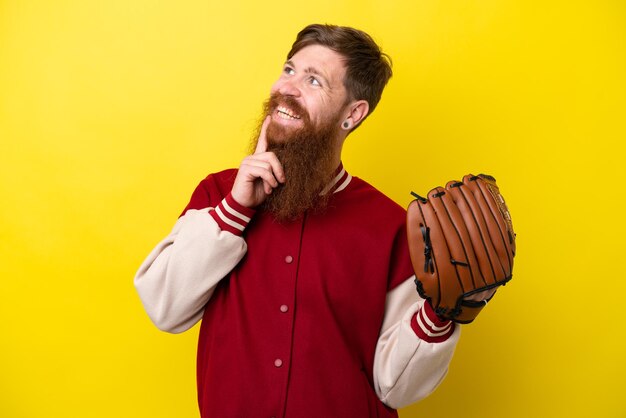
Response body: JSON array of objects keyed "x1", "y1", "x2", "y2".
[{"x1": 285, "y1": 60, "x2": 330, "y2": 86}]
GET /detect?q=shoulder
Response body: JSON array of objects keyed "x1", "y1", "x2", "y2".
[
  {"x1": 337, "y1": 176, "x2": 414, "y2": 290},
  {"x1": 181, "y1": 168, "x2": 238, "y2": 215},
  {"x1": 332, "y1": 175, "x2": 408, "y2": 239},
  {"x1": 201, "y1": 168, "x2": 238, "y2": 189},
  {"x1": 344, "y1": 176, "x2": 407, "y2": 221}
]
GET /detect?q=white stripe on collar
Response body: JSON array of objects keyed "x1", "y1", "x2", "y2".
[
  {"x1": 320, "y1": 166, "x2": 352, "y2": 195},
  {"x1": 334, "y1": 172, "x2": 352, "y2": 193}
]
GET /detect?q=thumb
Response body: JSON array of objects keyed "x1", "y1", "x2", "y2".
[{"x1": 254, "y1": 116, "x2": 271, "y2": 154}]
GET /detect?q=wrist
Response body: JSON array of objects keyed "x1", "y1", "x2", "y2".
[
  {"x1": 209, "y1": 193, "x2": 256, "y2": 236},
  {"x1": 230, "y1": 190, "x2": 253, "y2": 209},
  {"x1": 411, "y1": 301, "x2": 455, "y2": 343}
]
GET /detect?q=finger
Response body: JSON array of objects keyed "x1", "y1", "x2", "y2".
[
  {"x1": 419, "y1": 191, "x2": 461, "y2": 312},
  {"x1": 256, "y1": 152, "x2": 285, "y2": 183},
  {"x1": 242, "y1": 155, "x2": 284, "y2": 185},
  {"x1": 254, "y1": 116, "x2": 271, "y2": 154},
  {"x1": 407, "y1": 199, "x2": 440, "y2": 304},
  {"x1": 462, "y1": 175, "x2": 512, "y2": 278},
  {"x1": 465, "y1": 288, "x2": 497, "y2": 302},
  {"x1": 263, "y1": 180, "x2": 274, "y2": 195},
  {"x1": 240, "y1": 162, "x2": 279, "y2": 188},
  {"x1": 428, "y1": 187, "x2": 475, "y2": 301},
  {"x1": 445, "y1": 180, "x2": 498, "y2": 286}
]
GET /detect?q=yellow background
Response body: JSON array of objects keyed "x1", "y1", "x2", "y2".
[{"x1": 1, "y1": 1, "x2": 624, "y2": 417}]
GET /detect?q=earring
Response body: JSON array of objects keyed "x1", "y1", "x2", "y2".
[{"x1": 342, "y1": 120, "x2": 351, "y2": 129}]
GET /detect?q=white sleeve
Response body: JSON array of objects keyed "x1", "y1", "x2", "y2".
[
  {"x1": 373, "y1": 276, "x2": 461, "y2": 409},
  {"x1": 133, "y1": 207, "x2": 247, "y2": 334}
]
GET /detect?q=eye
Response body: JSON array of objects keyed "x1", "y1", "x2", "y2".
[
  {"x1": 283, "y1": 66, "x2": 295, "y2": 75},
  {"x1": 309, "y1": 76, "x2": 321, "y2": 87}
]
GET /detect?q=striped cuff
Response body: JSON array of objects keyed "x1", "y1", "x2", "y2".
[
  {"x1": 209, "y1": 193, "x2": 256, "y2": 236},
  {"x1": 411, "y1": 302, "x2": 455, "y2": 343}
]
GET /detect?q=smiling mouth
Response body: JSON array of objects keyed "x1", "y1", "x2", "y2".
[{"x1": 276, "y1": 106, "x2": 302, "y2": 121}]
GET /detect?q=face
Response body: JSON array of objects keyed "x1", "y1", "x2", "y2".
[
  {"x1": 250, "y1": 45, "x2": 352, "y2": 222},
  {"x1": 267, "y1": 44, "x2": 350, "y2": 143}
]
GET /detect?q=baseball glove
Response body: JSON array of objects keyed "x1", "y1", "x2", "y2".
[{"x1": 407, "y1": 174, "x2": 516, "y2": 323}]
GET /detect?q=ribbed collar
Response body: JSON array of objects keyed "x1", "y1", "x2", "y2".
[{"x1": 320, "y1": 162, "x2": 352, "y2": 195}]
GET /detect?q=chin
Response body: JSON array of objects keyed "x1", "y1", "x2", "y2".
[{"x1": 267, "y1": 120, "x2": 302, "y2": 144}]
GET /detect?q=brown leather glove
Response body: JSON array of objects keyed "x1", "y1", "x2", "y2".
[{"x1": 407, "y1": 174, "x2": 516, "y2": 323}]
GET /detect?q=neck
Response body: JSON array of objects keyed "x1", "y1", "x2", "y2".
[{"x1": 330, "y1": 134, "x2": 346, "y2": 171}]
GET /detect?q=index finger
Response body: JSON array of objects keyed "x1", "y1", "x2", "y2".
[{"x1": 254, "y1": 116, "x2": 271, "y2": 154}]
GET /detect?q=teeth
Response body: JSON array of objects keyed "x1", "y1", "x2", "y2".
[{"x1": 277, "y1": 106, "x2": 301, "y2": 120}]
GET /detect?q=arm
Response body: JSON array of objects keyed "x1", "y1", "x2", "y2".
[
  {"x1": 134, "y1": 116, "x2": 284, "y2": 334},
  {"x1": 133, "y1": 195, "x2": 252, "y2": 334},
  {"x1": 373, "y1": 276, "x2": 460, "y2": 408}
]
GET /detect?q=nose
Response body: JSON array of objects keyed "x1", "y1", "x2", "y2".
[{"x1": 273, "y1": 77, "x2": 301, "y2": 98}]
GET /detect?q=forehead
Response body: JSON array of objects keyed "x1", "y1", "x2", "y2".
[{"x1": 288, "y1": 44, "x2": 347, "y2": 85}]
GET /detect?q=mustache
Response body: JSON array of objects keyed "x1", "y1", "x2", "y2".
[{"x1": 266, "y1": 93, "x2": 311, "y2": 124}]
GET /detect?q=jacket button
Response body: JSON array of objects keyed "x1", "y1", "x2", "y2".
[
  {"x1": 280, "y1": 305, "x2": 289, "y2": 313},
  {"x1": 285, "y1": 255, "x2": 293, "y2": 264},
  {"x1": 274, "y1": 359, "x2": 283, "y2": 367}
]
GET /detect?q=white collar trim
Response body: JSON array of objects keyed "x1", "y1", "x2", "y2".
[{"x1": 320, "y1": 165, "x2": 352, "y2": 195}]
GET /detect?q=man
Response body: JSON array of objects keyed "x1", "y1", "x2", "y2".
[{"x1": 135, "y1": 24, "x2": 459, "y2": 417}]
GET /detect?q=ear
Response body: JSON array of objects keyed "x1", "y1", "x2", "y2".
[{"x1": 342, "y1": 100, "x2": 369, "y2": 130}]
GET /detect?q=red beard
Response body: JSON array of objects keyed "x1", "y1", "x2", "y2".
[{"x1": 250, "y1": 93, "x2": 342, "y2": 222}]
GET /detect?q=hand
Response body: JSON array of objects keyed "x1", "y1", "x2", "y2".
[
  {"x1": 408, "y1": 174, "x2": 515, "y2": 323},
  {"x1": 464, "y1": 288, "x2": 497, "y2": 304},
  {"x1": 231, "y1": 117, "x2": 285, "y2": 208}
]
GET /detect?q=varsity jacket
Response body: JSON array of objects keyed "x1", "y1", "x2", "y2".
[{"x1": 134, "y1": 164, "x2": 460, "y2": 418}]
